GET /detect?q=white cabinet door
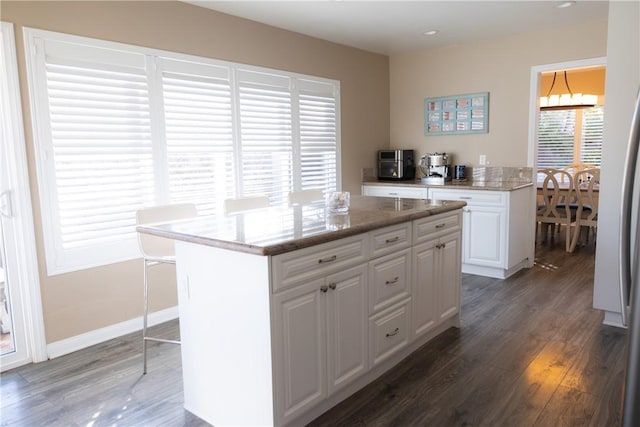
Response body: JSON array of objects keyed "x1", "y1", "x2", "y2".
[
  {"x1": 463, "y1": 206, "x2": 505, "y2": 268},
  {"x1": 273, "y1": 277, "x2": 327, "y2": 425},
  {"x1": 437, "y1": 231, "x2": 461, "y2": 322},
  {"x1": 412, "y1": 230, "x2": 461, "y2": 337},
  {"x1": 326, "y1": 265, "x2": 369, "y2": 394},
  {"x1": 412, "y1": 238, "x2": 438, "y2": 338}
]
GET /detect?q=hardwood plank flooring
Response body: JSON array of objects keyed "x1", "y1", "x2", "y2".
[{"x1": 0, "y1": 230, "x2": 626, "y2": 426}]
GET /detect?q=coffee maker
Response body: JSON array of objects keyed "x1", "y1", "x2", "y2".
[{"x1": 419, "y1": 153, "x2": 452, "y2": 184}]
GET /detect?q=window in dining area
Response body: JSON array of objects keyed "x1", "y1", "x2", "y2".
[{"x1": 537, "y1": 105, "x2": 604, "y2": 169}]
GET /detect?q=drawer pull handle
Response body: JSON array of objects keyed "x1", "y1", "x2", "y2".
[
  {"x1": 386, "y1": 328, "x2": 400, "y2": 338},
  {"x1": 385, "y1": 276, "x2": 399, "y2": 285},
  {"x1": 318, "y1": 255, "x2": 337, "y2": 264},
  {"x1": 385, "y1": 236, "x2": 400, "y2": 244},
  {"x1": 320, "y1": 285, "x2": 328, "y2": 293},
  {"x1": 435, "y1": 223, "x2": 446, "y2": 229},
  {"x1": 328, "y1": 283, "x2": 337, "y2": 290},
  {"x1": 460, "y1": 196, "x2": 472, "y2": 200},
  {"x1": 389, "y1": 192, "x2": 399, "y2": 196}
]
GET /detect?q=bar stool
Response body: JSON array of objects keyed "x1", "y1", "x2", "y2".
[
  {"x1": 136, "y1": 203, "x2": 197, "y2": 374},
  {"x1": 223, "y1": 195, "x2": 269, "y2": 214},
  {"x1": 287, "y1": 189, "x2": 324, "y2": 206}
]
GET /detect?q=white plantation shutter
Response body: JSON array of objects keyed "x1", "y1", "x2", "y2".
[
  {"x1": 237, "y1": 70, "x2": 293, "y2": 206},
  {"x1": 537, "y1": 107, "x2": 604, "y2": 169},
  {"x1": 580, "y1": 106, "x2": 604, "y2": 166},
  {"x1": 299, "y1": 79, "x2": 338, "y2": 193},
  {"x1": 160, "y1": 59, "x2": 235, "y2": 217},
  {"x1": 537, "y1": 110, "x2": 576, "y2": 169},
  {"x1": 28, "y1": 34, "x2": 154, "y2": 273},
  {"x1": 25, "y1": 29, "x2": 340, "y2": 275}
]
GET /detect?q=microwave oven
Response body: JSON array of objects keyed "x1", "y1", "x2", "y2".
[{"x1": 378, "y1": 149, "x2": 415, "y2": 180}]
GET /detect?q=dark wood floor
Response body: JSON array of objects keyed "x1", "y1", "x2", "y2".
[{"x1": 0, "y1": 231, "x2": 626, "y2": 426}]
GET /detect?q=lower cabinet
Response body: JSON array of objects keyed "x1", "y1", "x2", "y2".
[
  {"x1": 272, "y1": 212, "x2": 462, "y2": 426},
  {"x1": 428, "y1": 187, "x2": 532, "y2": 279},
  {"x1": 412, "y1": 230, "x2": 461, "y2": 338},
  {"x1": 273, "y1": 265, "x2": 368, "y2": 425}
]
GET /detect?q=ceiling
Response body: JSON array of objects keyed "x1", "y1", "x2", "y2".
[{"x1": 184, "y1": 1, "x2": 609, "y2": 55}]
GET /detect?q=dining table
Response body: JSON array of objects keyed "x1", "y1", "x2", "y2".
[{"x1": 536, "y1": 179, "x2": 599, "y2": 252}]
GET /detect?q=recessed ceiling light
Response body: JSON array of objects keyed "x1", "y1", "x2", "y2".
[
  {"x1": 556, "y1": 1, "x2": 576, "y2": 8},
  {"x1": 422, "y1": 30, "x2": 439, "y2": 36}
]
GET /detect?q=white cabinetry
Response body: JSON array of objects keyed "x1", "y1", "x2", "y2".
[
  {"x1": 412, "y1": 212, "x2": 462, "y2": 338},
  {"x1": 273, "y1": 264, "x2": 368, "y2": 424},
  {"x1": 173, "y1": 208, "x2": 463, "y2": 427},
  {"x1": 428, "y1": 187, "x2": 532, "y2": 279},
  {"x1": 361, "y1": 184, "x2": 428, "y2": 199}
]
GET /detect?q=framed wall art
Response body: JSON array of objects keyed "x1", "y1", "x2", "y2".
[{"x1": 424, "y1": 92, "x2": 489, "y2": 136}]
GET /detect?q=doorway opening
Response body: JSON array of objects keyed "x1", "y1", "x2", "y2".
[{"x1": 528, "y1": 57, "x2": 606, "y2": 257}]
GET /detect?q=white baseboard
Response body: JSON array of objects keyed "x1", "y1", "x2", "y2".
[{"x1": 46, "y1": 306, "x2": 179, "y2": 359}]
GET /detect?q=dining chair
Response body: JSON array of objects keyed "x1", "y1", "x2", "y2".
[
  {"x1": 136, "y1": 203, "x2": 197, "y2": 374},
  {"x1": 560, "y1": 163, "x2": 597, "y2": 184},
  {"x1": 569, "y1": 168, "x2": 600, "y2": 251},
  {"x1": 224, "y1": 195, "x2": 270, "y2": 214},
  {"x1": 536, "y1": 168, "x2": 577, "y2": 252},
  {"x1": 287, "y1": 189, "x2": 324, "y2": 206}
]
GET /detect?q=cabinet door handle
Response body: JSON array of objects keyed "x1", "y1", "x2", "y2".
[
  {"x1": 385, "y1": 236, "x2": 400, "y2": 244},
  {"x1": 328, "y1": 283, "x2": 337, "y2": 290},
  {"x1": 385, "y1": 327, "x2": 400, "y2": 338},
  {"x1": 318, "y1": 255, "x2": 337, "y2": 264},
  {"x1": 385, "y1": 276, "x2": 399, "y2": 285},
  {"x1": 320, "y1": 285, "x2": 328, "y2": 293},
  {"x1": 435, "y1": 223, "x2": 446, "y2": 229}
]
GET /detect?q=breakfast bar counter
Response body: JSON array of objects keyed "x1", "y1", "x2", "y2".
[
  {"x1": 137, "y1": 195, "x2": 466, "y2": 426},
  {"x1": 136, "y1": 195, "x2": 466, "y2": 255}
]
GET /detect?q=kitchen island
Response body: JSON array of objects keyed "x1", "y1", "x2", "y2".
[{"x1": 137, "y1": 195, "x2": 466, "y2": 426}]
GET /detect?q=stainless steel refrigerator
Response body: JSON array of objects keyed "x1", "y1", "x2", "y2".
[{"x1": 620, "y1": 89, "x2": 640, "y2": 427}]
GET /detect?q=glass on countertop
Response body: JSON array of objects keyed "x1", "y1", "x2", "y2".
[{"x1": 326, "y1": 191, "x2": 350, "y2": 214}]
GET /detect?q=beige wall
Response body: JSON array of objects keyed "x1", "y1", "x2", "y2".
[
  {"x1": 389, "y1": 20, "x2": 608, "y2": 168},
  {"x1": 1, "y1": 1, "x2": 390, "y2": 343}
]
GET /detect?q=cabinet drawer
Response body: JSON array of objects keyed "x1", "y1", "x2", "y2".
[
  {"x1": 369, "y1": 299, "x2": 411, "y2": 367},
  {"x1": 413, "y1": 211, "x2": 461, "y2": 243},
  {"x1": 362, "y1": 185, "x2": 427, "y2": 199},
  {"x1": 369, "y1": 249, "x2": 411, "y2": 314},
  {"x1": 429, "y1": 189, "x2": 506, "y2": 206},
  {"x1": 370, "y1": 222, "x2": 412, "y2": 258},
  {"x1": 272, "y1": 234, "x2": 368, "y2": 292}
]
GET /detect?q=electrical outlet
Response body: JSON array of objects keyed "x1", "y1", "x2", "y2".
[{"x1": 479, "y1": 154, "x2": 487, "y2": 165}]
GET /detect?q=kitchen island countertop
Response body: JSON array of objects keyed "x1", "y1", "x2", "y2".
[{"x1": 136, "y1": 195, "x2": 466, "y2": 256}]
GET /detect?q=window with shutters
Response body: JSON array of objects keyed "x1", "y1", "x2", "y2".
[
  {"x1": 537, "y1": 106, "x2": 604, "y2": 169},
  {"x1": 24, "y1": 28, "x2": 340, "y2": 275}
]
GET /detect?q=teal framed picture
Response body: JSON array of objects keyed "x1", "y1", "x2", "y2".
[{"x1": 424, "y1": 92, "x2": 489, "y2": 136}]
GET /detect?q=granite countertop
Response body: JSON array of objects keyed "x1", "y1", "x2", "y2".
[
  {"x1": 362, "y1": 179, "x2": 533, "y2": 191},
  {"x1": 136, "y1": 195, "x2": 466, "y2": 256}
]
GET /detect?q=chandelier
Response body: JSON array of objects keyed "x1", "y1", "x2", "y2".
[{"x1": 539, "y1": 71, "x2": 598, "y2": 110}]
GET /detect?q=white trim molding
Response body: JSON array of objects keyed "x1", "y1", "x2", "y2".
[
  {"x1": 0, "y1": 21, "x2": 47, "y2": 372},
  {"x1": 47, "y1": 306, "x2": 178, "y2": 359}
]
